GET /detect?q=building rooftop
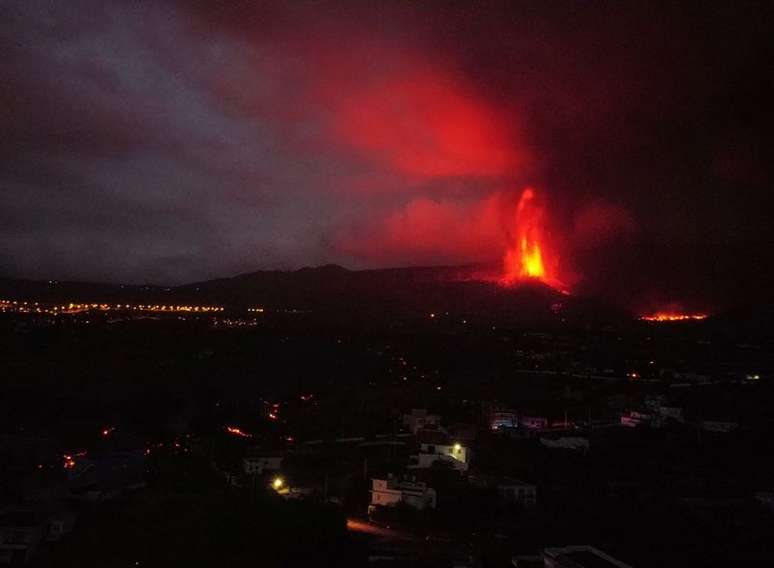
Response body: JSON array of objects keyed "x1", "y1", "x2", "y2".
[
  {"x1": 544, "y1": 546, "x2": 633, "y2": 568},
  {"x1": 0, "y1": 509, "x2": 45, "y2": 528},
  {"x1": 416, "y1": 428, "x2": 451, "y2": 445}
]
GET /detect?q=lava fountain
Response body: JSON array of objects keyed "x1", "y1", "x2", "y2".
[{"x1": 501, "y1": 187, "x2": 564, "y2": 291}]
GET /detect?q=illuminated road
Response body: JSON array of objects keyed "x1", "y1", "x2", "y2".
[{"x1": 346, "y1": 518, "x2": 415, "y2": 540}]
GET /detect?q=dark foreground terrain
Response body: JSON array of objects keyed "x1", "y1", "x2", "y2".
[{"x1": 2, "y1": 277, "x2": 774, "y2": 566}]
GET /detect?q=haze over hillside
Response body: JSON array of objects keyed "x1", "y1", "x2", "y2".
[{"x1": 1, "y1": 263, "x2": 634, "y2": 325}]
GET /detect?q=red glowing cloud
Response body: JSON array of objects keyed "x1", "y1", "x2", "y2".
[
  {"x1": 308, "y1": 40, "x2": 542, "y2": 271},
  {"x1": 573, "y1": 200, "x2": 636, "y2": 247},
  {"x1": 329, "y1": 71, "x2": 520, "y2": 179},
  {"x1": 335, "y1": 193, "x2": 508, "y2": 266},
  {"x1": 309, "y1": 40, "x2": 542, "y2": 271},
  {"x1": 291, "y1": 33, "x2": 528, "y2": 186}
]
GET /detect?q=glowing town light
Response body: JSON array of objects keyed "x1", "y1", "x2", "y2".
[{"x1": 272, "y1": 476, "x2": 285, "y2": 490}]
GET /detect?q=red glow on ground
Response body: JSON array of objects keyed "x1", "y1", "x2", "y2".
[
  {"x1": 500, "y1": 188, "x2": 564, "y2": 291},
  {"x1": 640, "y1": 312, "x2": 709, "y2": 322},
  {"x1": 346, "y1": 518, "x2": 413, "y2": 540}
]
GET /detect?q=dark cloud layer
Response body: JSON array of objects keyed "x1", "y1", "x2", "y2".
[{"x1": 2, "y1": 1, "x2": 773, "y2": 303}]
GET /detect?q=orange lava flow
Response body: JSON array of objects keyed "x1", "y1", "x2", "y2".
[
  {"x1": 639, "y1": 312, "x2": 709, "y2": 322},
  {"x1": 501, "y1": 188, "x2": 563, "y2": 290},
  {"x1": 225, "y1": 426, "x2": 252, "y2": 438}
]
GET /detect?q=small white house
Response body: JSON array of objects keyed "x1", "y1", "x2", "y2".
[
  {"x1": 469, "y1": 474, "x2": 537, "y2": 508},
  {"x1": 369, "y1": 476, "x2": 437, "y2": 511},
  {"x1": 620, "y1": 410, "x2": 653, "y2": 428},
  {"x1": 413, "y1": 444, "x2": 469, "y2": 472},
  {"x1": 497, "y1": 478, "x2": 537, "y2": 507},
  {"x1": 540, "y1": 436, "x2": 590, "y2": 452},
  {"x1": 489, "y1": 410, "x2": 518, "y2": 430},
  {"x1": 410, "y1": 429, "x2": 469, "y2": 472},
  {"x1": 243, "y1": 454, "x2": 283, "y2": 475}
]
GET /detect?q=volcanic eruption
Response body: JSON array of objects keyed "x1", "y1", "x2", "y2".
[{"x1": 501, "y1": 188, "x2": 564, "y2": 291}]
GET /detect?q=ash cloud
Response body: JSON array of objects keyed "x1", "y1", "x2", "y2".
[{"x1": 1, "y1": 1, "x2": 772, "y2": 304}]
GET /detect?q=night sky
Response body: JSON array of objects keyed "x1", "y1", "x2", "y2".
[{"x1": 2, "y1": 2, "x2": 773, "y2": 304}]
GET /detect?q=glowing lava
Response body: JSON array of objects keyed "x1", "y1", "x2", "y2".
[
  {"x1": 501, "y1": 188, "x2": 563, "y2": 290},
  {"x1": 225, "y1": 426, "x2": 252, "y2": 438},
  {"x1": 640, "y1": 312, "x2": 709, "y2": 322}
]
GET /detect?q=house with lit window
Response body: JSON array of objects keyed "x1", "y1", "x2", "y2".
[
  {"x1": 369, "y1": 475, "x2": 437, "y2": 512},
  {"x1": 409, "y1": 428, "x2": 469, "y2": 472}
]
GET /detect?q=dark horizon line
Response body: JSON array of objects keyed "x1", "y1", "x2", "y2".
[{"x1": 0, "y1": 260, "x2": 504, "y2": 290}]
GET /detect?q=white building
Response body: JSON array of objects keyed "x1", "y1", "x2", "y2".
[
  {"x1": 243, "y1": 454, "x2": 283, "y2": 475},
  {"x1": 369, "y1": 476, "x2": 437, "y2": 511},
  {"x1": 490, "y1": 409, "x2": 518, "y2": 430},
  {"x1": 469, "y1": 474, "x2": 537, "y2": 508},
  {"x1": 497, "y1": 478, "x2": 537, "y2": 507},
  {"x1": 410, "y1": 429, "x2": 469, "y2": 472},
  {"x1": 402, "y1": 409, "x2": 441, "y2": 435},
  {"x1": 540, "y1": 436, "x2": 590, "y2": 452},
  {"x1": 411, "y1": 449, "x2": 469, "y2": 472},
  {"x1": 658, "y1": 405, "x2": 684, "y2": 422},
  {"x1": 620, "y1": 410, "x2": 653, "y2": 428},
  {"x1": 700, "y1": 420, "x2": 739, "y2": 433},
  {"x1": 0, "y1": 508, "x2": 47, "y2": 566}
]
